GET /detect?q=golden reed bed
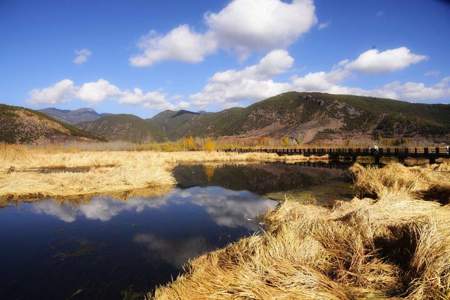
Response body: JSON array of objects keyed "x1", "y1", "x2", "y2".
[
  {"x1": 0, "y1": 145, "x2": 325, "y2": 200},
  {"x1": 154, "y1": 161, "x2": 450, "y2": 300}
]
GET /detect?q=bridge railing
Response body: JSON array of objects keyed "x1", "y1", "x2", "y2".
[{"x1": 224, "y1": 146, "x2": 450, "y2": 156}]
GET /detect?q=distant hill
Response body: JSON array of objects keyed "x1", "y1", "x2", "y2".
[
  {"x1": 39, "y1": 107, "x2": 103, "y2": 124},
  {"x1": 16, "y1": 92, "x2": 449, "y2": 144},
  {"x1": 146, "y1": 92, "x2": 450, "y2": 144},
  {"x1": 78, "y1": 114, "x2": 164, "y2": 143},
  {"x1": 148, "y1": 109, "x2": 205, "y2": 138},
  {"x1": 0, "y1": 104, "x2": 102, "y2": 144}
]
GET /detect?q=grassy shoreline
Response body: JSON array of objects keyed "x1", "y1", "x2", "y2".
[
  {"x1": 2, "y1": 144, "x2": 449, "y2": 299},
  {"x1": 0, "y1": 146, "x2": 326, "y2": 200},
  {"x1": 154, "y1": 161, "x2": 450, "y2": 300}
]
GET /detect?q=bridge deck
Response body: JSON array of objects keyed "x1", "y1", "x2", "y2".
[{"x1": 225, "y1": 146, "x2": 450, "y2": 162}]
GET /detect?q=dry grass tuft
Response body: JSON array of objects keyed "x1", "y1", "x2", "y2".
[
  {"x1": 154, "y1": 162, "x2": 450, "y2": 300},
  {"x1": 351, "y1": 162, "x2": 450, "y2": 203}
]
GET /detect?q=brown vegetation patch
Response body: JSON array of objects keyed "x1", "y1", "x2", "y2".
[{"x1": 20, "y1": 164, "x2": 118, "y2": 174}]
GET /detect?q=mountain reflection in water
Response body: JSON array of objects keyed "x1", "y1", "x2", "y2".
[{"x1": 174, "y1": 163, "x2": 353, "y2": 205}]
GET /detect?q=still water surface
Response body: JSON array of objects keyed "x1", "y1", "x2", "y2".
[{"x1": 0, "y1": 163, "x2": 351, "y2": 299}]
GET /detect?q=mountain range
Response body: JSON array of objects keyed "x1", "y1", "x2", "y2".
[
  {"x1": 38, "y1": 107, "x2": 104, "y2": 124},
  {"x1": 2, "y1": 92, "x2": 449, "y2": 144},
  {"x1": 0, "y1": 104, "x2": 102, "y2": 144}
]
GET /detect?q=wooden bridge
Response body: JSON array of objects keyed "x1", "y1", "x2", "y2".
[{"x1": 225, "y1": 146, "x2": 450, "y2": 164}]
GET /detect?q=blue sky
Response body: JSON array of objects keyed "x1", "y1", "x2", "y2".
[{"x1": 1, "y1": 0, "x2": 449, "y2": 118}]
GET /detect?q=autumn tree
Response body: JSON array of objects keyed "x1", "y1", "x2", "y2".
[
  {"x1": 183, "y1": 136, "x2": 196, "y2": 150},
  {"x1": 203, "y1": 138, "x2": 216, "y2": 152},
  {"x1": 281, "y1": 136, "x2": 290, "y2": 147}
]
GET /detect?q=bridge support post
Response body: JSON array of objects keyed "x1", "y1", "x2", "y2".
[{"x1": 374, "y1": 155, "x2": 380, "y2": 165}]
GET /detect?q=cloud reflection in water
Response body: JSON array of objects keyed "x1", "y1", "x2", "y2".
[{"x1": 30, "y1": 187, "x2": 276, "y2": 230}]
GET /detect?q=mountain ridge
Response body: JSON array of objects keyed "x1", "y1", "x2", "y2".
[
  {"x1": 0, "y1": 104, "x2": 103, "y2": 144},
  {"x1": 39, "y1": 107, "x2": 104, "y2": 124},
  {"x1": 29, "y1": 92, "x2": 450, "y2": 144}
]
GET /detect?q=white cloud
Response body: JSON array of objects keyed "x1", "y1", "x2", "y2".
[
  {"x1": 28, "y1": 79, "x2": 177, "y2": 109},
  {"x1": 291, "y1": 68, "x2": 450, "y2": 103},
  {"x1": 77, "y1": 79, "x2": 120, "y2": 103},
  {"x1": 373, "y1": 77, "x2": 450, "y2": 102},
  {"x1": 28, "y1": 79, "x2": 76, "y2": 104},
  {"x1": 206, "y1": 0, "x2": 317, "y2": 58},
  {"x1": 119, "y1": 88, "x2": 175, "y2": 110},
  {"x1": 189, "y1": 46, "x2": 439, "y2": 108},
  {"x1": 291, "y1": 68, "x2": 350, "y2": 92},
  {"x1": 191, "y1": 49, "x2": 293, "y2": 107},
  {"x1": 346, "y1": 47, "x2": 427, "y2": 73},
  {"x1": 73, "y1": 48, "x2": 92, "y2": 64},
  {"x1": 130, "y1": 0, "x2": 316, "y2": 66},
  {"x1": 130, "y1": 25, "x2": 217, "y2": 67},
  {"x1": 318, "y1": 21, "x2": 330, "y2": 30}
]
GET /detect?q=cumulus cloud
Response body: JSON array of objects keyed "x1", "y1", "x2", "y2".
[
  {"x1": 291, "y1": 68, "x2": 450, "y2": 103},
  {"x1": 291, "y1": 68, "x2": 350, "y2": 92},
  {"x1": 346, "y1": 47, "x2": 427, "y2": 73},
  {"x1": 130, "y1": 0, "x2": 316, "y2": 66},
  {"x1": 191, "y1": 49, "x2": 294, "y2": 107},
  {"x1": 28, "y1": 78, "x2": 183, "y2": 109},
  {"x1": 119, "y1": 89, "x2": 175, "y2": 110},
  {"x1": 373, "y1": 77, "x2": 450, "y2": 102},
  {"x1": 77, "y1": 79, "x2": 120, "y2": 103},
  {"x1": 28, "y1": 79, "x2": 76, "y2": 104},
  {"x1": 206, "y1": 0, "x2": 317, "y2": 58},
  {"x1": 287, "y1": 47, "x2": 450, "y2": 103},
  {"x1": 130, "y1": 25, "x2": 217, "y2": 67},
  {"x1": 73, "y1": 48, "x2": 92, "y2": 64},
  {"x1": 189, "y1": 46, "x2": 446, "y2": 108}
]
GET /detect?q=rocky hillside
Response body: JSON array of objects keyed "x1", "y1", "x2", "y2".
[
  {"x1": 78, "y1": 114, "x2": 163, "y2": 143},
  {"x1": 35, "y1": 92, "x2": 450, "y2": 144},
  {"x1": 147, "y1": 92, "x2": 450, "y2": 144},
  {"x1": 0, "y1": 104, "x2": 102, "y2": 144},
  {"x1": 39, "y1": 107, "x2": 103, "y2": 124}
]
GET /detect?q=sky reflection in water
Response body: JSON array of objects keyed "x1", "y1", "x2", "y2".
[
  {"x1": 0, "y1": 163, "x2": 350, "y2": 299},
  {"x1": 0, "y1": 183, "x2": 275, "y2": 299}
]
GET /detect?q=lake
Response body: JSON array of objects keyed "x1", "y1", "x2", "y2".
[{"x1": 0, "y1": 163, "x2": 352, "y2": 299}]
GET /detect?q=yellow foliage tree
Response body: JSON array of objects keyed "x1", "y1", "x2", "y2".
[
  {"x1": 281, "y1": 136, "x2": 290, "y2": 147},
  {"x1": 203, "y1": 138, "x2": 216, "y2": 152},
  {"x1": 183, "y1": 136, "x2": 196, "y2": 151}
]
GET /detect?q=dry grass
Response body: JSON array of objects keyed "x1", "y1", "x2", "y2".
[
  {"x1": 0, "y1": 144, "x2": 323, "y2": 200},
  {"x1": 351, "y1": 161, "x2": 450, "y2": 202},
  {"x1": 0, "y1": 151, "x2": 174, "y2": 200},
  {"x1": 154, "y1": 162, "x2": 450, "y2": 300}
]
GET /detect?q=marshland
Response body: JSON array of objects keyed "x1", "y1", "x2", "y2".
[
  {"x1": 2, "y1": 1, "x2": 450, "y2": 299},
  {"x1": 0, "y1": 143, "x2": 449, "y2": 299}
]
